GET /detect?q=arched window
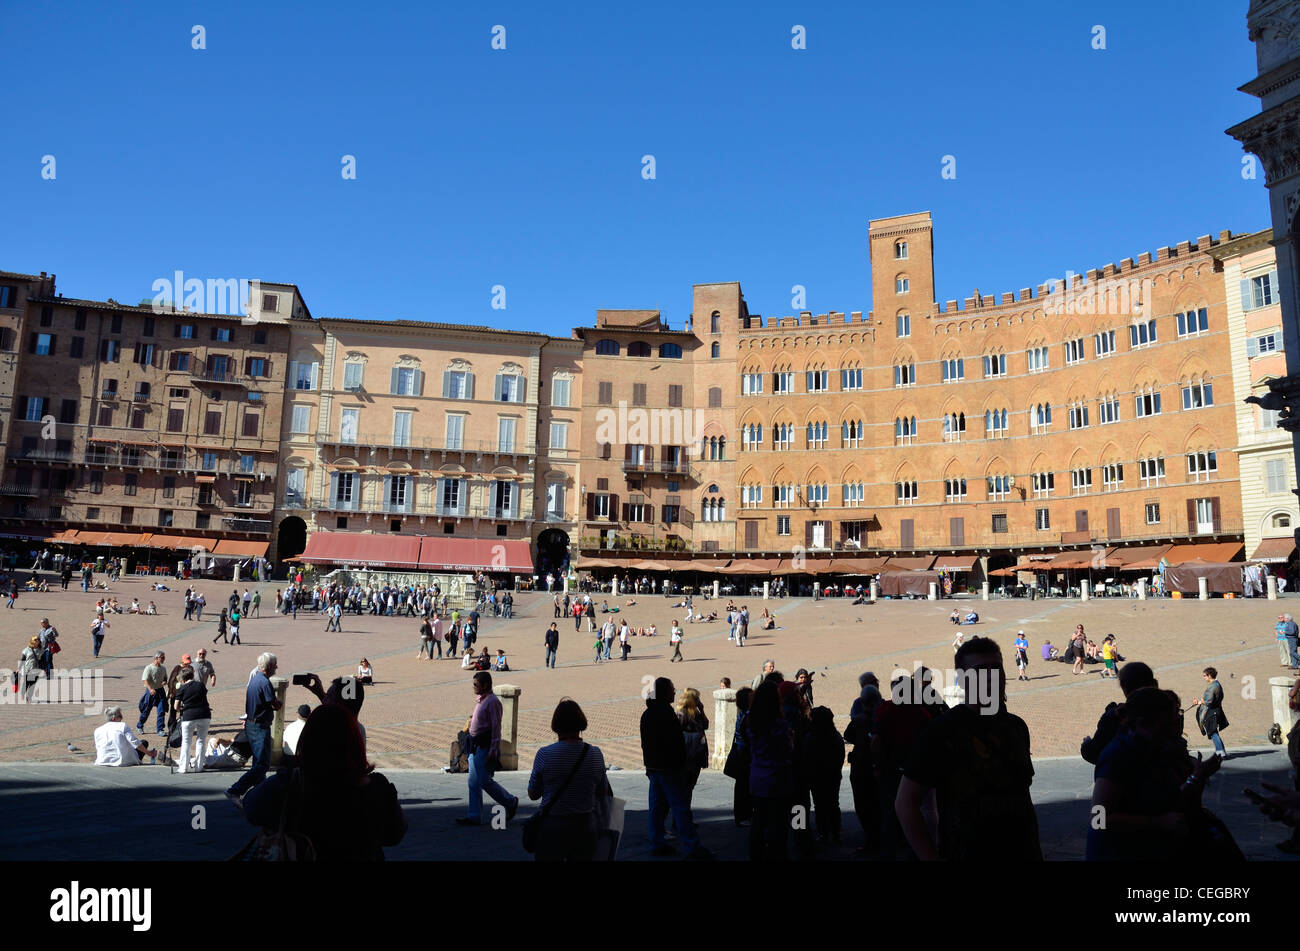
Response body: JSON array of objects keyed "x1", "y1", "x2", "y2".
[
  {"x1": 658, "y1": 342, "x2": 682, "y2": 359},
  {"x1": 711, "y1": 341, "x2": 720, "y2": 358},
  {"x1": 595, "y1": 339, "x2": 619, "y2": 356},
  {"x1": 895, "y1": 416, "x2": 917, "y2": 445},
  {"x1": 717, "y1": 497, "x2": 725, "y2": 521},
  {"x1": 718, "y1": 436, "x2": 726, "y2": 459},
  {"x1": 710, "y1": 311, "x2": 720, "y2": 334},
  {"x1": 895, "y1": 240, "x2": 908, "y2": 260},
  {"x1": 627, "y1": 341, "x2": 651, "y2": 357},
  {"x1": 1273, "y1": 513, "x2": 1291, "y2": 529}
]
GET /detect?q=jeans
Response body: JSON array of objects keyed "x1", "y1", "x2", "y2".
[
  {"x1": 195, "y1": 605, "x2": 203, "y2": 621},
  {"x1": 503, "y1": 605, "x2": 512, "y2": 618},
  {"x1": 229, "y1": 721, "x2": 271, "y2": 796},
  {"x1": 467, "y1": 747, "x2": 515, "y2": 821},
  {"x1": 603, "y1": 639, "x2": 613, "y2": 661},
  {"x1": 1208, "y1": 730, "x2": 1225, "y2": 754},
  {"x1": 138, "y1": 689, "x2": 167, "y2": 733},
  {"x1": 178, "y1": 717, "x2": 210, "y2": 773},
  {"x1": 92, "y1": 631, "x2": 104, "y2": 657},
  {"x1": 647, "y1": 769, "x2": 700, "y2": 853},
  {"x1": 545, "y1": 646, "x2": 557, "y2": 668},
  {"x1": 1287, "y1": 635, "x2": 1300, "y2": 668}
]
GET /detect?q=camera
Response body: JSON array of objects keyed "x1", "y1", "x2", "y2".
[{"x1": 292, "y1": 673, "x2": 313, "y2": 687}]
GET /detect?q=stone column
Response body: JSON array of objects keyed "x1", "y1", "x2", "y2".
[
  {"x1": 869, "y1": 580, "x2": 878, "y2": 601},
  {"x1": 927, "y1": 582, "x2": 937, "y2": 600},
  {"x1": 1271, "y1": 677, "x2": 1299, "y2": 736},
  {"x1": 713, "y1": 580, "x2": 719, "y2": 599},
  {"x1": 981, "y1": 581, "x2": 989, "y2": 601},
  {"x1": 1137, "y1": 578, "x2": 1146, "y2": 600},
  {"x1": 269, "y1": 675, "x2": 290, "y2": 765},
  {"x1": 494, "y1": 684, "x2": 521, "y2": 770},
  {"x1": 1268, "y1": 575, "x2": 1279, "y2": 600},
  {"x1": 1198, "y1": 577, "x2": 1209, "y2": 601},
  {"x1": 711, "y1": 688, "x2": 737, "y2": 770},
  {"x1": 813, "y1": 582, "x2": 820, "y2": 600},
  {"x1": 762, "y1": 580, "x2": 769, "y2": 600},
  {"x1": 1081, "y1": 583, "x2": 1089, "y2": 602}
]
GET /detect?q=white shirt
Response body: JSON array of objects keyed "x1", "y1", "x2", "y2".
[
  {"x1": 94, "y1": 720, "x2": 143, "y2": 766},
  {"x1": 282, "y1": 718, "x2": 307, "y2": 756},
  {"x1": 670, "y1": 626, "x2": 682, "y2": 643}
]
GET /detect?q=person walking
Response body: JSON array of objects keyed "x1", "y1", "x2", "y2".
[
  {"x1": 213, "y1": 608, "x2": 228, "y2": 645},
  {"x1": 90, "y1": 614, "x2": 109, "y2": 658},
  {"x1": 669, "y1": 622, "x2": 684, "y2": 663},
  {"x1": 1071, "y1": 625, "x2": 1087, "y2": 676},
  {"x1": 418, "y1": 617, "x2": 435, "y2": 659},
  {"x1": 447, "y1": 620, "x2": 460, "y2": 659},
  {"x1": 1281, "y1": 613, "x2": 1300, "y2": 670},
  {"x1": 194, "y1": 592, "x2": 205, "y2": 621},
  {"x1": 251, "y1": 589, "x2": 261, "y2": 618},
  {"x1": 173, "y1": 666, "x2": 211, "y2": 773},
  {"x1": 526, "y1": 699, "x2": 611, "y2": 861},
  {"x1": 641, "y1": 677, "x2": 710, "y2": 859},
  {"x1": 229, "y1": 606, "x2": 242, "y2": 645},
  {"x1": 225, "y1": 652, "x2": 282, "y2": 805},
  {"x1": 136, "y1": 651, "x2": 169, "y2": 737},
  {"x1": 544, "y1": 622, "x2": 559, "y2": 669},
  {"x1": 1014, "y1": 631, "x2": 1030, "y2": 682},
  {"x1": 325, "y1": 601, "x2": 342, "y2": 633},
  {"x1": 1193, "y1": 666, "x2": 1229, "y2": 755},
  {"x1": 457, "y1": 671, "x2": 519, "y2": 826}
]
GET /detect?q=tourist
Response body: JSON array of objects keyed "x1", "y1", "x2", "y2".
[
  {"x1": 213, "y1": 608, "x2": 228, "y2": 644},
  {"x1": 1041, "y1": 639, "x2": 1058, "y2": 661},
  {"x1": 229, "y1": 606, "x2": 244, "y2": 645},
  {"x1": 494, "y1": 649, "x2": 509, "y2": 671},
  {"x1": 949, "y1": 608, "x2": 960, "y2": 624},
  {"x1": 282, "y1": 703, "x2": 313, "y2": 758},
  {"x1": 738, "y1": 604, "x2": 750, "y2": 644},
  {"x1": 194, "y1": 648, "x2": 216, "y2": 688},
  {"x1": 1192, "y1": 667, "x2": 1229, "y2": 755},
  {"x1": 193, "y1": 592, "x2": 204, "y2": 621},
  {"x1": 136, "y1": 651, "x2": 169, "y2": 737},
  {"x1": 1081, "y1": 662, "x2": 1157, "y2": 765},
  {"x1": 1281, "y1": 613, "x2": 1300, "y2": 669},
  {"x1": 446, "y1": 620, "x2": 460, "y2": 659},
  {"x1": 418, "y1": 617, "x2": 435, "y2": 659},
  {"x1": 780, "y1": 682, "x2": 814, "y2": 857},
  {"x1": 1014, "y1": 631, "x2": 1030, "y2": 682},
  {"x1": 729, "y1": 686, "x2": 754, "y2": 825},
  {"x1": 93, "y1": 707, "x2": 156, "y2": 766},
  {"x1": 146, "y1": 600, "x2": 158, "y2": 615},
  {"x1": 641, "y1": 677, "x2": 709, "y2": 859},
  {"x1": 751, "y1": 659, "x2": 776, "y2": 690},
  {"x1": 896, "y1": 637, "x2": 1042, "y2": 860},
  {"x1": 962, "y1": 610, "x2": 979, "y2": 625},
  {"x1": 456, "y1": 670, "x2": 519, "y2": 827},
  {"x1": 744, "y1": 680, "x2": 793, "y2": 860},
  {"x1": 795, "y1": 668, "x2": 814, "y2": 708},
  {"x1": 242, "y1": 703, "x2": 407, "y2": 860},
  {"x1": 544, "y1": 622, "x2": 560, "y2": 669},
  {"x1": 251, "y1": 589, "x2": 261, "y2": 617},
  {"x1": 843, "y1": 677, "x2": 882, "y2": 853},
  {"x1": 669, "y1": 621, "x2": 684, "y2": 663},
  {"x1": 90, "y1": 614, "x2": 109, "y2": 659},
  {"x1": 952, "y1": 630, "x2": 963, "y2": 653},
  {"x1": 172, "y1": 667, "x2": 211, "y2": 773},
  {"x1": 1071, "y1": 626, "x2": 1087, "y2": 675},
  {"x1": 526, "y1": 699, "x2": 611, "y2": 861},
  {"x1": 18, "y1": 636, "x2": 42, "y2": 701},
  {"x1": 806, "y1": 705, "x2": 845, "y2": 845},
  {"x1": 129, "y1": 597, "x2": 141, "y2": 614},
  {"x1": 357, "y1": 658, "x2": 374, "y2": 685},
  {"x1": 460, "y1": 648, "x2": 475, "y2": 670},
  {"x1": 619, "y1": 623, "x2": 631, "y2": 661},
  {"x1": 225, "y1": 652, "x2": 282, "y2": 806},
  {"x1": 677, "y1": 687, "x2": 710, "y2": 793}
]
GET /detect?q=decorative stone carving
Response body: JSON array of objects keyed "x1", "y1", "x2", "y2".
[
  {"x1": 343, "y1": 350, "x2": 369, "y2": 364},
  {"x1": 395, "y1": 354, "x2": 422, "y2": 367}
]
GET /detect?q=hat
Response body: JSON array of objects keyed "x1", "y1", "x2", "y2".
[
  {"x1": 1017, "y1": 630, "x2": 1025, "y2": 635},
  {"x1": 181, "y1": 653, "x2": 192, "y2": 665}
]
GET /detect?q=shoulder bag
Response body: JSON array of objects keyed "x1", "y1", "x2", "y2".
[{"x1": 522, "y1": 743, "x2": 589, "y2": 854}]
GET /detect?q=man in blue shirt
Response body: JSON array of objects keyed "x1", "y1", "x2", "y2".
[{"x1": 225, "y1": 652, "x2": 281, "y2": 806}]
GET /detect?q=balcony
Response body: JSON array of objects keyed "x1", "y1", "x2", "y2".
[
  {"x1": 16, "y1": 447, "x2": 73, "y2": 462},
  {"x1": 434, "y1": 501, "x2": 469, "y2": 517},
  {"x1": 283, "y1": 491, "x2": 306, "y2": 509},
  {"x1": 196, "y1": 366, "x2": 248, "y2": 386},
  {"x1": 622, "y1": 459, "x2": 654, "y2": 473},
  {"x1": 221, "y1": 515, "x2": 272, "y2": 533},
  {"x1": 658, "y1": 458, "x2": 690, "y2": 475},
  {"x1": 319, "y1": 434, "x2": 537, "y2": 455},
  {"x1": 0, "y1": 484, "x2": 38, "y2": 497}
]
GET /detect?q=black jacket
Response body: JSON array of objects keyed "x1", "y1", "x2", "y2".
[
  {"x1": 641, "y1": 698, "x2": 686, "y2": 771},
  {"x1": 1080, "y1": 702, "x2": 1120, "y2": 765},
  {"x1": 544, "y1": 628, "x2": 559, "y2": 649}
]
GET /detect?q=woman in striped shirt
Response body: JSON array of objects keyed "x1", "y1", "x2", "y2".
[{"x1": 526, "y1": 699, "x2": 611, "y2": 861}]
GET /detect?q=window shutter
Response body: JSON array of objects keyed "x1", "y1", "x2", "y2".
[
  {"x1": 414, "y1": 369, "x2": 423, "y2": 395},
  {"x1": 644, "y1": 505, "x2": 654, "y2": 524},
  {"x1": 16, "y1": 396, "x2": 27, "y2": 418},
  {"x1": 586, "y1": 493, "x2": 596, "y2": 520},
  {"x1": 1076, "y1": 509, "x2": 1089, "y2": 532},
  {"x1": 1107, "y1": 507, "x2": 1120, "y2": 539},
  {"x1": 493, "y1": 374, "x2": 503, "y2": 401},
  {"x1": 804, "y1": 520, "x2": 813, "y2": 548},
  {"x1": 383, "y1": 475, "x2": 392, "y2": 507},
  {"x1": 1185, "y1": 498, "x2": 1197, "y2": 532},
  {"x1": 309, "y1": 362, "x2": 319, "y2": 389},
  {"x1": 390, "y1": 367, "x2": 400, "y2": 394},
  {"x1": 263, "y1": 360, "x2": 272, "y2": 379},
  {"x1": 745, "y1": 520, "x2": 759, "y2": 549},
  {"x1": 645, "y1": 445, "x2": 654, "y2": 464},
  {"x1": 1239, "y1": 279, "x2": 1250, "y2": 309},
  {"x1": 624, "y1": 443, "x2": 632, "y2": 461},
  {"x1": 900, "y1": 519, "x2": 914, "y2": 549},
  {"x1": 1247, "y1": 337, "x2": 1258, "y2": 358},
  {"x1": 516, "y1": 376, "x2": 526, "y2": 402},
  {"x1": 442, "y1": 371, "x2": 451, "y2": 398},
  {"x1": 465, "y1": 373, "x2": 475, "y2": 400},
  {"x1": 1211, "y1": 496, "x2": 1222, "y2": 532},
  {"x1": 620, "y1": 502, "x2": 629, "y2": 522},
  {"x1": 329, "y1": 471, "x2": 338, "y2": 501},
  {"x1": 608, "y1": 494, "x2": 619, "y2": 521},
  {"x1": 289, "y1": 361, "x2": 299, "y2": 386}
]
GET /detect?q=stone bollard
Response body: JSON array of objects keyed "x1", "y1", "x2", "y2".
[
  {"x1": 269, "y1": 675, "x2": 290, "y2": 765},
  {"x1": 233, "y1": 563, "x2": 241, "y2": 583},
  {"x1": 713, "y1": 580, "x2": 719, "y2": 599},
  {"x1": 1198, "y1": 577, "x2": 1209, "y2": 601},
  {"x1": 1271, "y1": 676, "x2": 1299, "y2": 736},
  {"x1": 813, "y1": 582, "x2": 820, "y2": 601},
  {"x1": 711, "y1": 688, "x2": 738, "y2": 770},
  {"x1": 928, "y1": 582, "x2": 937, "y2": 601},
  {"x1": 762, "y1": 580, "x2": 770, "y2": 600},
  {"x1": 869, "y1": 580, "x2": 878, "y2": 601},
  {"x1": 494, "y1": 684, "x2": 521, "y2": 770},
  {"x1": 981, "y1": 581, "x2": 989, "y2": 601},
  {"x1": 1137, "y1": 578, "x2": 1146, "y2": 600},
  {"x1": 1268, "y1": 575, "x2": 1279, "y2": 600}
]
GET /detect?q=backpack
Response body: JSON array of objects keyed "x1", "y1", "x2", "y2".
[{"x1": 449, "y1": 731, "x2": 470, "y2": 773}]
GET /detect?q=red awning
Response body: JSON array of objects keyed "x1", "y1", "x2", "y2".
[
  {"x1": 830, "y1": 556, "x2": 889, "y2": 574},
  {"x1": 416, "y1": 538, "x2": 532, "y2": 573},
  {"x1": 884, "y1": 556, "x2": 935, "y2": 571},
  {"x1": 717, "y1": 558, "x2": 782, "y2": 575},
  {"x1": 1163, "y1": 542, "x2": 1244, "y2": 566},
  {"x1": 80, "y1": 531, "x2": 147, "y2": 547},
  {"x1": 1250, "y1": 537, "x2": 1295, "y2": 563},
  {"x1": 933, "y1": 554, "x2": 978, "y2": 571},
  {"x1": 145, "y1": 535, "x2": 215, "y2": 551},
  {"x1": 212, "y1": 539, "x2": 269, "y2": 558},
  {"x1": 299, "y1": 532, "x2": 423, "y2": 569}
]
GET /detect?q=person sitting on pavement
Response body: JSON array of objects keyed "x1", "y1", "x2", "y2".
[
  {"x1": 282, "y1": 704, "x2": 313, "y2": 759},
  {"x1": 962, "y1": 610, "x2": 979, "y2": 625},
  {"x1": 950, "y1": 609, "x2": 961, "y2": 624},
  {"x1": 146, "y1": 601, "x2": 158, "y2": 615},
  {"x1": 93, "y1": 707, "x2": 157, "y2": 766},
  {"x1": 1042, "y1": 640, "x2": 1059, "y2": 661},
  {"x1": 494, "y1": 649, "x2": 510, "y2": 671}
]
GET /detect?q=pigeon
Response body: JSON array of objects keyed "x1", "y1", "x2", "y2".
[{"x1": 67, "y1": 742, "x2": 79, "y2": 752}]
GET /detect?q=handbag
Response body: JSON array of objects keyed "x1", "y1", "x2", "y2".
[
  {"x1": 230, "y1": 770, "x2": 317, "y2": 861},
  {"x1": 522, "y1": 743, "x2": 589, "y2": 854},
  {"x1": 722, "y1": 741, "x2": 749, "y2": 780},
  {"x1": 49, "y1": 641, "x2": 61, "y2": 655}
]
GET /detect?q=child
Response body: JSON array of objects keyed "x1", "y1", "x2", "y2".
[
  {"x1": 494, "y1": 649, "x2": 509, "y2": 671},
  {"x1": 1014, "y1": 631, "x2": 1030, "y2": 682},
  {"x1": 952, "y1": 630, "x2": 964, "y2": 652},
  {"x1": 146, "y1": 601, "x2": 158, "y2": 615},
  {"x1": 593, "y1": 633, "x2": 604, "y2": 663},
  {"x1": 804, "y1": 706, "x2": 846, "y2": 844}
]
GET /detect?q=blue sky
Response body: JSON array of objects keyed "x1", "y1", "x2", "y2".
[{"x1": 0, "y1": 0, "x2": 1266, "y2": 334}]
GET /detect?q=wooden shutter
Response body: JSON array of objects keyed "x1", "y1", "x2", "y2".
[
  {"x1": 608, "y1": 494, "x2": 619, "y2": 522},
  {"x1": 621, "y1": 502, "x2": 630, "y2": 522},
  {"x1": 442, "y1": 371, "x2": 451, "y2": 398},
  {"x1": 624, "y1": 443, "x2": 632, "y2": 462},
  {"x1": 586, "y1": 493, "x2": 596, "y2": 520},
  {"x1": 900, "y1": 519, "x2": 914, "y2": 549},
  {"x1": 391, "y1": 367, "x2": 401, "y2": 394},
  {"x1": 1186, "y1": 498, "x2": 1197, "y2": 533},
  {"x1": 950, "y1": 517, "x2": 964, "y2": 547},
  {"x1": 644, "y1": 505, "x2": 654, "y2": 524},
  {"x1": 1240, "y1": 279, "x2": 1250, "y2": 309},
  {"x1": 645, "y1": 445, "x2": 654, "y2": 464},
  {"x1": 1211, "y1": 496, "x2": 1222, "y2": 533},
  {"x1": 1106, "y1": 507, "x2": 1120, "y2": 540},
  {"x1": 289, "y1": 360, "x2": 299, "y2": 385},
  {"x1": 804, "y1": 521, "x2": 814, "y2": 548},
  {"x1": 745, "y1": 520, "x2": 759, "y2": 549},
  {"x1": 1247, "y1": 337, "x2": 1258, "y2": 358},
  {"x1": 1075, "y1": 509, "x2": 1089, "y2": 532},
  {"x1": 243, "y1": 412, "x2": 259, "y2": 437},
  {"x1": 414, "y1": 369, "x2": 423, "y2": 395}
]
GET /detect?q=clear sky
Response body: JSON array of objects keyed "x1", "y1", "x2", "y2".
[{"x1": 0, "y1": 0, "x2": 1266, "y2": 334}]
